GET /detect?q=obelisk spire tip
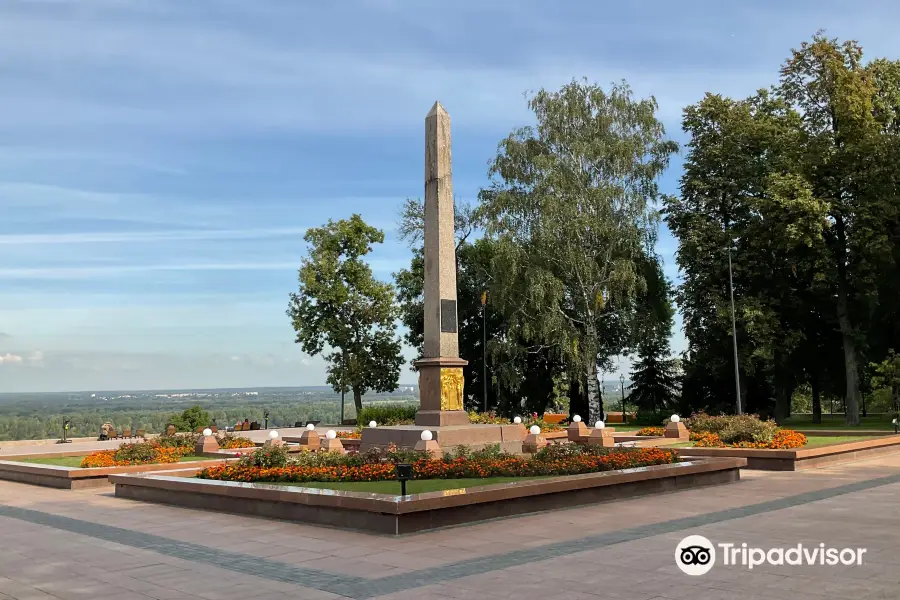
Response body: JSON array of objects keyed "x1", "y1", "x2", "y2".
[{"x1": 426, "y1": 101, "x2": 449, "y2": 118}]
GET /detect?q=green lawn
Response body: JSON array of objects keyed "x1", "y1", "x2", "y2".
[
  {"x1": 781, "y1": 415, "x2": 894, "y2": 430},
  {"x1": 271, "y1": 476, "x2": 547, "y2": 495},
  {"x1": 15, "y1": 455, "x2": 222, "y2": 468},
  {"x1": 803, "y1": 436, "x2": 870, "y2": 448}
]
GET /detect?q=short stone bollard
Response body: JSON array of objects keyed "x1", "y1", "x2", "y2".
[
  {"x1": 523, "y1": 426, "x2": 548, "y2": 453},
  {"x1": 587, "y1": 422, "x2": 616, "y2": 448},
  {"x1": 664, "y1": 415, "x2": 689, "y2": 440},
  {"x1": 298, "y1": 424, "x2": 321, "y2": 450},
  {"x1": 321, "y1": 430, "x2": 346, "y2": 454},
  {"x1": 264, "y1": 430, "x2": 283, "y2": 448},
  {"x1": 414, "y1": 430, "x2": 442, "y2": 458},
  {"x1": 195, "y1": 428, "x2": 220, "y2": 455}
]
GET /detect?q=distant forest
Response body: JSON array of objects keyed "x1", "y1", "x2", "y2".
[{"x1": 0, "y1": 388, "x2": 417, "y2": 441}]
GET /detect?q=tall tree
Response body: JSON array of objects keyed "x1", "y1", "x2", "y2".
[
  {"x1": 478, "y1": 79, "x2": 678, "y2": 423},
  {"x1": 287, "y1": 215, "x2": 404, "y2": 414},
  {"x1": 628, "y1": 256, "x2": 680, "y2": 417},
  {"x1": 778, "y1": 33, "x2": 900, "y2": 424}
]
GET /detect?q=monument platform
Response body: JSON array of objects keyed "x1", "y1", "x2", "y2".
[{"x1": 360, "y1": 423, "x2": 525, "y2": 454}]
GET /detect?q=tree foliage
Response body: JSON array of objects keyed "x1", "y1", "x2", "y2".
[
  {"x1": 287, "y1": 215, "x2": 404, "y2": 413},
  {"x1": 477, "y1": 79, "x2": 677, "y2": 423},
  {"x1": 667, "y1": 32, "x2": 900, "y2": 425},
  {"x1": 167, "y1": 405, "x2": 211, "y2": 432},
  {"x1": 628, "y1": 257, "x2": 680, "y2": 417}
]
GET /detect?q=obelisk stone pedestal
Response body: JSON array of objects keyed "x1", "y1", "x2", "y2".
[{"x1": 414, "y1": 357, "x2": 469, "y2": 426}]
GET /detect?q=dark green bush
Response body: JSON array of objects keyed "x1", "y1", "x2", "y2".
[
  {"x1": 114, "y1": 441, "x2": 157, "y2": 463},
  {"x1": 686, "y1": 412, "x2": 778, "y2": 444},
  {"x1": 358, "y1": 404, "x2": 417, "y2": 426},
  {"x1": 155, "y1": 433, "x2": 197, "y2": 450},
  {"x1": 239, "y1": 445, "x2": 289, "y2": 468}
]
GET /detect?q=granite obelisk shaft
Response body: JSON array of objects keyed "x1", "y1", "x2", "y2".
[
  {"x1": 423, "y1": 101, "x2": 459, "y2": 359},
  {"x1": 415, "y1": 101, "x2": 468, "y2": 427}
]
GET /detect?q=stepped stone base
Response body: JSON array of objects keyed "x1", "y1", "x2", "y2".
[{"x1": 360, "y1": 424, "x2": 524, "y2": 454}]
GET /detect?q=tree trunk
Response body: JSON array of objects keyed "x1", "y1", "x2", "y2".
[
  {"x1": 811, "y1": 375, "x2": 822, "y2": 424},
  {"x1": 774, "y1": 379, "x2": 790, "y2": 426},
  {"x1": 836, "y1": 286, "x2": 861, "y2": 426},
  {"x1": 834, "y1": 216, "x2": 861, "y2": 426},
  {"x1": 352, "y1": 386, "x2": 363, "y2": 415},
  {"x1": 585, "y1": 358, "x2": 602, "y2": 424},
  {"x1": 568, "y1": 374, "x2": 587, "y2": 422}
]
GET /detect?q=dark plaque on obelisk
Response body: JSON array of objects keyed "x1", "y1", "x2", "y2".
[{"x1": 440, "y1": 299, "x2": 458, "y2": 333}]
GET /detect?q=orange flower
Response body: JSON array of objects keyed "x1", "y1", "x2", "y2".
[{"x1": 636, "y1": 427, "x2": 665, "y2": 437}]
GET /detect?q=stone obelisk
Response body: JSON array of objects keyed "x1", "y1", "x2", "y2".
[{"x1": 414, "y1": 102, "x2": 469, "y2": 427}]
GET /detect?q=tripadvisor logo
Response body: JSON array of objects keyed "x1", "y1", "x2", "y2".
[{"x1": 675, "y1": 535, "x2": 867, "y2": 575}]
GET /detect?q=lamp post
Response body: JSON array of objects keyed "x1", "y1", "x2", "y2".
[
  {"x1": 263, "y1": 410, "x2": 270, "y2": 430},
  {"x1": 728, "y1": 242, "x2": 743, "y2": 415},
  {"x1": 619, "y1": 373, "x2": 626, "y2": 424},
  {"x1": 482, "y1": 291, "x2": 488, "y2": 413}
]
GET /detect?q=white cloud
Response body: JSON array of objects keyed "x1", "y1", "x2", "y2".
[
  {"x1": 0, "y1": 2, "x2": 816, "y2": 139},
  {"x1": 0, "y1": 353, "x2": 23, "y2": 364},
  {"x1": 0, "y1": 226, "x2": 310, "y2": 245},
  {"x1": 0, "y1": 262, "x2": 297, "y2": 279},
  {"x1": 0, "y1": 183, "x2": 239, "y2": 228}
]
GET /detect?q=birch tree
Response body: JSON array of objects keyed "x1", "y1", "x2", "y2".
[{"x1": 478, "y1": 79, "x2": 677, "y2": 423}]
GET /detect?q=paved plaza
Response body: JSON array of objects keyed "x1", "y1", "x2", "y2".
[{"x1": 1, "y1": 455, "x2": 899, "y2": 599}]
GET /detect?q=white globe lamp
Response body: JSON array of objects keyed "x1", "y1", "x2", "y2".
[
  {"x1": 513, "y1": 416, "x2": 522, "y2": 424},
  {"x1": 529, "y1": 425, "x2": 540, "y2": 435},
  {"x1": 421, "y1": 430, "x2": 433, "y2": 441},
  {"x1": 595, "y1": 421, "x2": 605, "y2": 429},
  {"x1": 368, "y1": 420, "x2": 377, "y2": 428},
  {"x1": 202, "y1": 428, "x2": 212, "y2": 437},
  {"x1": 269, "y1": 430, "x2": 279, "y2": 439},
  {"x1": 306, "y1": 423, "x2": 316, "y2": 431},
  {"x1": 326, "y1": 430, "x2": 337, "y2": 440}
]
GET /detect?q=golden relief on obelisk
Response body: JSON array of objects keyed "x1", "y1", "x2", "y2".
[{"x1": 439, "y1": 368, "x2": 464, "y2": 411}]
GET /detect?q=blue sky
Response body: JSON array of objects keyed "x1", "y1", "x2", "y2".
[{"x1": 1, "y1": 0, "x2": 898, "y2": 393}]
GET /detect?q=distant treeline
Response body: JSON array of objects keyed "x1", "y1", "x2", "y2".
[{"x1": 0, "y1": 397, "x2": 417, "y2": 441}]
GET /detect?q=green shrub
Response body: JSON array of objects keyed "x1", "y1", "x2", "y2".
[
  {"x1": 358, "y1": 404, "x2": 417, "y2": 426},
  {"x1": 155, "y1": 433, "x2": 197, "y2": 450},
  {"x1": 114, "y1": 441, "x2": 158, "y2": 463},
  {"x1": 632, "y1": 409, "x2": 670, "y2": 426},
  {"x1": 718, "y1": 415, "x2": 778, "y2": 444},
  {"x1": 166, "y1": 405, "x2": 211, "y2": 432},
  {"x1": 684, "y1": 412, "x2": 731, "y2": 435},
  {"x1": 686, "y1": 412, "x2": 778, "y2": 444},
  {"x1": 467, "y1": 411, "x2": 508, "y2": 425},
  {"x1": 239, "y1": 445, "x2": 289, "y2": 468}
]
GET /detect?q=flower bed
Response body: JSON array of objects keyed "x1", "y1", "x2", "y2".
[
  {"x1": 681, "y1": 412, "x2": 807, "y2": 449},
  {"x1": 197, "y1": 445, "x2": 678, "y2": 484},
  {"x1": 691, "y1": 429, "x2": 807, "y2": 449},
  {"x1": 81, "y1": 440, "x2": 193, "y2": 468},
  {"x1": 636, "y1": 426, "x2": 665, "y2": 437},
  {"x1": 217, "y1": 435, "x2": 255, "y2": 449},
  {"x1": 336, "y1": 430, "x2": 361, "y2": 439}
]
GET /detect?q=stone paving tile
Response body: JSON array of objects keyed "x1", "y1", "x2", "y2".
[{"x1": 3, "y1": 454, "x2": 900, "y2": 599}]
